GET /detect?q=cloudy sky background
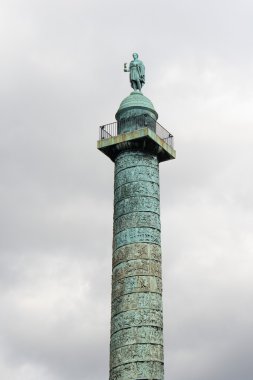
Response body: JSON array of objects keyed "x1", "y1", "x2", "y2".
[{"x1": 0, "y1": 0, "x2": 253, "y2": 379}]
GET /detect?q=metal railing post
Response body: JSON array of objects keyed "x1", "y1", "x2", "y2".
[{"x1": 99, "y1": 116, "x2": 174, "y2": 148}]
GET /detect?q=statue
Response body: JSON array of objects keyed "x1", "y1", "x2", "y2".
[{"x1": 124, "y1": 53, "x2": 145, "y2": 91}]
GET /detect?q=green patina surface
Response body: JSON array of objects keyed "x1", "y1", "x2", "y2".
[
  {"x1": 116, "y1": 92, "x2": 156, "y2": 115},
  {"x1": 98, "y1": 87, "x2": 175, "y2": 380},
  {"x1": 97, "y1": 127, "x2": 176, "y2": 163},
  {"x1": 110, "y1": 151, "x2": 163, "y2": 380},
  {"x1": 124, "y1": 53, "x2": 145, "y2": 92}
]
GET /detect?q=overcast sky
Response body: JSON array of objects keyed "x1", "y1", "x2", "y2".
[{"x1": 0, "y1": 0, "x2": 253, "y2": 379}]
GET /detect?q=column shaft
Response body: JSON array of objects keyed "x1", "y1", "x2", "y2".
[{"x1": 110, "y1": 150, "x2": 164, "y2": 380}]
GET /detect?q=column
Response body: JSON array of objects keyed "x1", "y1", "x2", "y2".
[{"x1": 110, "y1": 150, "x2": 164, "y2": 380}]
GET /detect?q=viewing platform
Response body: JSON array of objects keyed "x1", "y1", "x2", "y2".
[{"x1": 97, "y1": 114, "x2": 176, "y2": 163}]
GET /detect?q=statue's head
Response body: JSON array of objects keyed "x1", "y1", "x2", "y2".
[{"x1": 132, "y1": 52, "x2": 139, "y2": 59}]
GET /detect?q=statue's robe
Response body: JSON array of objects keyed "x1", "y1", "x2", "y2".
[{"x1": 129, "y1": 60, "x2": 145, "y2": 85}]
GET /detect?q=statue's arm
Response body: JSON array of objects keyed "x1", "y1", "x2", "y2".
[{"x1": 124, "y1": 63, "x2": 130, "y2": 72}]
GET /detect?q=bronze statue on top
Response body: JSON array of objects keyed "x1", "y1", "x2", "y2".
[{"x1": 124, "y1": 53, "x2": 145, "y2": 91}]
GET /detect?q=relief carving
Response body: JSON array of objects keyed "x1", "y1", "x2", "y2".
[
  {"x1": 114, "y1": 197, "x2": 160, "y2": 219},
  {"x1": 111, "y1": 292, "x2": 162, "y2": 316},
  {"x1": 112, "y1": 275, "x2": 162, "y2": 300},
  {"x1": 111, "y1": 309, "x2": 163, "y2": 334},
  {"x1": 110, "y1": 362, "x2": 164, "y2": 380},
  {"x1": 112, "y1": 259, "x2": 162, "y2": 282},
  {"x1": 110, "y1": 326, "x2": 163, "y2": 350},
  {"x1": 114, "y1": 211, "x2": 161, "y2": 234},
  {"x1": 115, "y1": 165, "x2": 159, "y2": 189},
  {"x1": 109, "y1": 146, "x2": 164, "y2": 379},
  {"x1": 110, "y1": 343, "x2": 164, "y2": 368},
  {"x1": 113, "y1": 243, "x2": 162, "y2": 266},
  {"x1": 110, "y1": 360, "x2": 164, "y2": 380},
  {"x1": 113, "y1": 227, "x2": 161, "y2": 250},
  {"x1": 115, "y1": 151, "x2": 158, "y2": 174},
  {"x1": 115, "y1": 181, "x2": 159, "y2": 202}
]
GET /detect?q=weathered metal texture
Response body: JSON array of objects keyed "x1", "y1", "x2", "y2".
[
  {"x1": 110, "y1": 150, "x2": 164, "y2": 380},
  {"x1": 116, "y1": 92, "x2": 157, "y2": 119},
  {"x1": 124, "y1": 53, "x2": 145, "y2": 92},
  {"x1": 97, "y1": 127, "x2": 176, "y2": 163},
  {"x1": 116, "y1": 93, "x2": 157, "y2": 134}
]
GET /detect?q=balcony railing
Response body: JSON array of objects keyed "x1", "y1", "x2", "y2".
[{"x1": 99, "y1": 114, "x2": 174, "y2": 148}]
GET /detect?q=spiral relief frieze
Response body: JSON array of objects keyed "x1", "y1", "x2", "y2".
[
  {"x1": 110, "y1": 343, "x2": 164, "y2": 368},
  {"x1": 115, "y1": 180, "x2": 159, "y2": 202},
  {"x1": 110, "y1": 326, "x2": 163, "y2": 350},
  {"x1": 112, "y1": 259, "x2": 162, "y2": 282},
  {"x1": 114, "y1": 196, "x2": 160, "y2": 220},
  {"x1": 113, "y1": 243, "x2": 161, "y2": 266},
  {"x1": 111, "y1": 292, "x2": 163, "y2": 317},
  {"x1": 114, "y1": 211, "x2": 161, "y2": 234},
  {"x1": 113, "y1": 227, "x2": 161, "y2": 250},
  {"x1": 112, "y1": 275, "x2": 162, "y2": 300},
  {"x1": 111, "y1": 309, "x2": 163, "y2": 335},
  {"x1": 110, "y1": 150, "x2": 164, "y2": 379},
  {"x1": 115, "y1": 165, "x2": 159, "y2": 189},
  {"x1": 115, "y1": 151, "x2": 158, "y2": 174},
  {"x1": 110, "y1": 361, "x2": 164, "y2": 380}
]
